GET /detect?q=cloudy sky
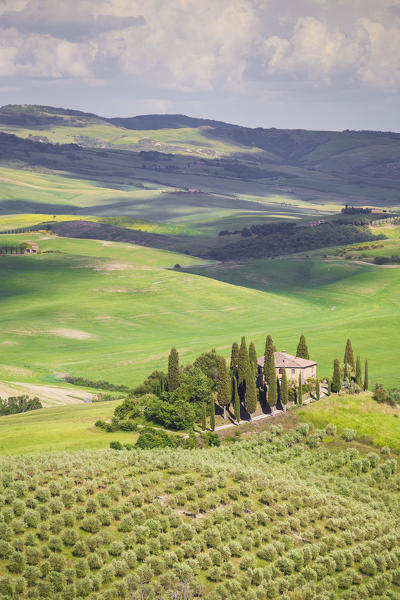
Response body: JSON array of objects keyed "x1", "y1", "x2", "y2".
[{"x1": 1, "y1": 0, "x2": 399, "y2": 130}]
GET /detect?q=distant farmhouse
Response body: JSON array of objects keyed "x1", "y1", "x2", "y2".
[
  {"x1": 257, "y1": 351, "x2": 317, "y2": 385},
  {"x1": 24, "y1": 242, "x2": 39, "y2": 254}
]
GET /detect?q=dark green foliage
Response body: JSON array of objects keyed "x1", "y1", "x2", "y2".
[
  {"x1": 238, "y1": 337, "x2": 249, "y2": 388},
  {"x1": 0, "y1": 395, "x2": 42, "y2": 416},
  {"x1": 167, "y1": 347, "x2": 180, "y2": 392},
  {"x1": 210, "y1": 397, "x2": 215, "y2": 431},
  {"x1": 315, "y1": 379, "x2": 320, "y2": 401},
  {"x1": 230, "y1": 342, "x2": 239, "y2": 378},
  {"x1": 248, "y1": 342, "x2": 258, "y2": 377},
  {"x1": 133, "y1": 371, "x2": 168, "y2": 396},
  {"x1": 216, "y1": 358, "x2": 230, "y2": 417},
  {"x1": 326, "y1": 378, "x2": 331, "y2": 396},
  {"x1": 344, "y1": 339, "x2": 355, "y2": 370},
  {"x1": 355, "y1": 355, "x2": 362, "y2": 386},
  {"x1": 64, "y1": 375, "x2": 130, "y2": 393},
  {"x1": 143, "y1": 395, "x2": 196, "y2": 430},
  {"x1": 280, "y1": 369, "x2": 288, "y2": 405},
  {"x1": 135, "y1": 428, "x2": 195, "y2": 450},
  {"x1": 245, "y1": 371, "x2": 257, "y2": 417},
  {"x1": 210, "y1": 222, "x2": 385, "y2": 261},
  {"x1": 113, "y1": 397, "x2": 141, "y2": 420},
  {"x1": 298, "y1": 373, "x2": 303, "y2": 406},
  {"x1": 264, "y1": 335, "x2": 277, "y2": 407},
  {"x1": 110, "y1": 441, "x2": 123, "y2": 451},
  {"x1": 201, "y1": 432, "x2": 220, "y2": 447},
  {"x1": 332, "y1": 359, "x2": 342, "y2": 393},
  {"x1": 201, "y1": 402, "x2": 206, "y2": 431},
  {"x1": 296, "y1": 335, "x2": 310, "y2": 360},
  {"x1": 232, "y1": 377, "x2": 240, "y2": 423},
  {"x1": 364, "y1": 359, "x2": 369, "y2": 391},
  {"x1": 194, "y1": 349, "x2": 223, "y2": 382}
]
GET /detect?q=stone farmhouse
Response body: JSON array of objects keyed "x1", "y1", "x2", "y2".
[
  {"x1": 257, "y1": 351, "x2": 317, "y2": 386},
  {"x1": 25, "y1": 242, "x2": 39, "y2": 254}
]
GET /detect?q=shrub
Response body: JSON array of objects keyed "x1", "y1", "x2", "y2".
[{"x1": 342, "y1": 428, "x2": 356, "y2": 442}]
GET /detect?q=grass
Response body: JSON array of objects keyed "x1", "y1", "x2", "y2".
[
  {"x1": 1, "y1": 232, "x2": 400, "y2": 390},
  {"x1": 0, "y1": 400, "x2": 138, "y2": 454},
  {"x1": 298, "y1": 393, "x2": 400, "y2": 450},
  {"x1": 0, "y1": 123, "x2": 257, "y2": 157}
]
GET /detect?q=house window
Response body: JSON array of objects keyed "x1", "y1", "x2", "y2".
[
  {"x1": 279, "y1": 368, "x2": 283, "y2": 374},
  {"x1": 291, "y1": 368, "x2": 295, "y2": 374}
]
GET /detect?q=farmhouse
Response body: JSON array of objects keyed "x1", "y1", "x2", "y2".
[
  {"x1": 257, "y1": 351, "x2": 317, "y2": 385},
  {"x1": 24, "y1": 242, "x2": 39, "y2": 254}
]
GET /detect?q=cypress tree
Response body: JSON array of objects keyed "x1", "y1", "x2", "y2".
[
  {"x1": 210, "y1": 397, "x2": 215, "y2": 431},
  {"x1": 232, "y1": 376, "x2": 240, "y2": 423},
  {"x1": 264, "y1": 335, "x2": 277, "y2": 408},
  {"x1": 315, "y1": 378, "x2": 320, "y2": 401},
  {"x1": 343, "y1": 362, "x2": 349, "y2": 381},
  {"x1": 280, "y1": 368, "x2": 288, "y2": 406},
  {"x1": 201, "y1": 401, "x2": 206, "y2": 431},
  {"x1": 363, "y1": 359, "x2": 369, "y2": 391},
  {"x1": 296, "y1": 334, "x2": 310, "y2": 360},
  {"x1": 344, "y1": 339, "x2": 355, "y2": 370},
  {"x1": 238, "y1": 337, "x2": 250, "y2": 401},
  {"x1": 249, "y1": 341, "x2": 258, "y2": 378},
  {"x1": 298, "y1": 373, "x2": 303, "y2": 406},
  {"x1": 355, "y1": 355, "x2": 362, "y2": 387},
  {"x1": 332, "y1": 359, "x2": 341, "y2": 393},
  {"x1": 217, "y1": 358, "x2": 230, "y2": 418},
  {"x1": 245, "y1": 369, "x2": 257, "y2": 418},
  {"x1": 230, "y1": 342, "x2": 239, "y2": 378},
  {"x1": 167, "y1": 347, "x2": 180, "y2": 391}
]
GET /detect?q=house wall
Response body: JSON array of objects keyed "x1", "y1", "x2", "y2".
[{"x1": 276, "y1": 365, "x2": 317, "y2": 381}]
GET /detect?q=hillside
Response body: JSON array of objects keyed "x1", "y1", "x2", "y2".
[
  {"x1": 0, "y1": 432, "x2": 398, "y2": 599},
  {"x1": 0, "y1": 105, "x2": 400, "y2": 226}
]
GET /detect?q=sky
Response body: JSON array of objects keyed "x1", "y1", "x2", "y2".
[{"x1": 0, "y1": 0, "x2": 399, "y2": 131}]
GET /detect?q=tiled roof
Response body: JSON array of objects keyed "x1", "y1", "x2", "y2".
[{"x1": 257, "y1": 351, "x2": 317, "y2": 368}]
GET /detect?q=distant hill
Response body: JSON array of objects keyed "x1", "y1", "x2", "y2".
[{"x1": 0, "y1": 103, "x2": 399, "y2": 224}]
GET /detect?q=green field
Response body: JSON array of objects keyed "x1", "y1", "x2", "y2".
[
  {"x1": 0, "y1": 400, "x2": 137, "y2": 455},
  {"x1": 298, "y1": 394, "x2": 400, "y2": 451},
  {"x1": 0, "y1": 232, "x2": 399, "y2": 390}
]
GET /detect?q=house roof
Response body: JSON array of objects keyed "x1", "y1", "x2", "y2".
[{"x1": 257, "y1": 351, "x2": 317, "y2": 369}]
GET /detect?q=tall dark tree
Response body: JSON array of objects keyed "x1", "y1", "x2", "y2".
[
  {"x1": 167, "y1": 347, "x2": 180, "y2": 392},
  {"x1": 201, "y1": 401, "x2": 206, "y2": 431},
  {"x1": 280, "y1": 368, "x2": 288, "y2": 406},
  {"x1": 230, "y1": 342, "x2": 239, "y2": 378},
  {"x1": 264, "y1": 335, "x2": 277, "y2": 408},
  {"x1": 355, "y1": 355, "x2": 362, "y2": 387},
  {"x1": 363, "y1": 359, "x2": 369, "y2": 391},
  {"x1": 249, "y1": 341, "x2": 258, "y2": 377},
  {"x1": 232, "y1": 376, "x2": 240, "y2": 423},
  {"x1": 216, "y1": 358, "x2": 230, "y2": 418},
  {"x1": 245, "y1": 370, "x2": 257, "y2": 418},
  {"x1": 344, "y1": 339, "x2": 355, "y2": 370},
  {"x1": 343, "y1": 362, "x2": 349, "y2": 381},
  {"x1": 332, "y1": 359, "x2": 342, "y2": 393},
  {"x1": 315, "y1": 378, "x2": 320, "y2": 401},
  {"x1": 296, "y1": 335, "x2": 310, "y2": 360},
  {"x1": 298, "y1": 373, "x2": 303, "y2": 406},
  {"x1": 210, "y1": 397, "x2": 215, "y2": 431},
  {"x1": 238, "y1": 337, "x2": 250, "y2": 401}
]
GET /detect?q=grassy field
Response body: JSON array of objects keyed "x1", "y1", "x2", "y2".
[
  {"x1": 298, "y1": 393, "x2": 400, "y2": 450},
  {"x1": 1, "y1": 232, "x2": 400, "y2": 389},
  {"x1": 0, "y1": 400, "x2": 137, "y2": 455}
]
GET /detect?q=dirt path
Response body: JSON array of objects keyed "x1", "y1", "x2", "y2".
[{"x1": 0, "y1": 381, "x2": 94, "y2": 407}]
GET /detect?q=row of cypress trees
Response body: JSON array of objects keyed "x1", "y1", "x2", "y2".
[
  {"x1": 168, "y1": 335, "x2": 313, "y2": 429},
  {"x1": 332, "y1": 338, "x2": 368, "y2": 393}
]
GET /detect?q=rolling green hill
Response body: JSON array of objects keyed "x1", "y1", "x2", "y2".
[{"x1": 0, "y1": 232, "x2": 399, "y2": 389}]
